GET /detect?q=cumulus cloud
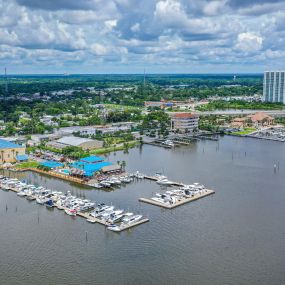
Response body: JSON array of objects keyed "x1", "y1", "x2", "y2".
[
  {"x1": 0, "y1": 0, "x2": 284, "y2": 72},
  {"x1": 236, "y1": 32, "x2": 263, "y2": 53}
]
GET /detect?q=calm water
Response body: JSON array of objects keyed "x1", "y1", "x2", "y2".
[{"x1": 0, "y1": 136, "x2": 285, "y2": 285}]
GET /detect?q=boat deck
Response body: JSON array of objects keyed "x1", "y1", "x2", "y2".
[{"x1": 139, "y1": 189, "x2": 215, "y2": 209}]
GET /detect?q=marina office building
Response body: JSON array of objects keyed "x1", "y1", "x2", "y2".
[{"x1": 263, "y1": 71, "x2": 285, "y2": 103}]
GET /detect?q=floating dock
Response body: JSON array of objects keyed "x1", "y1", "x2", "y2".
[
  {"x1": 75, "y1": 210, "x2": 149, "y2": 232},
  {"x1": 144, "y1": 175, "x2": 184, "y2": 187},
  {"x1": 1, "y1": 184, "x2": 148, "y2": 233},
  {"x1": 139, "y1": 189, "x2": 215, "y2": 209}
]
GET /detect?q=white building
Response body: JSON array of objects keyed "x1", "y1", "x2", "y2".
[
  {"x1": 263, "y1": 71, "x2": 285, "y2": 103},
  {"x1": 51, "y1": 136, "x2": 103, "y2": 150},
  {"x1": 40, "y1": 115, "x2": 58, "y2": 127},
  {"x1": 170, "y1": 113, "x2": 199, "y2": 133}
]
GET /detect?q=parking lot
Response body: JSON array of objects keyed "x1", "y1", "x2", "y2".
[{"x1": 249, "y1": 127, "x2": 285, "y2": 142}]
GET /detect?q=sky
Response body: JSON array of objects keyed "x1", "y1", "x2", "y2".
[{"x1": 0, "y1": 0, "x2": 285, "y2": 74}]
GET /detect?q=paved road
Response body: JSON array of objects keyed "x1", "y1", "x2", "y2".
[{"x1": 196, "y1": 110, "x2": 285, "y2": 117}]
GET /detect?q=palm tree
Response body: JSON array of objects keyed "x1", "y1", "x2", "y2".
[{"x1": 121, "y1": 160, "x2": 126, "y2": 171}]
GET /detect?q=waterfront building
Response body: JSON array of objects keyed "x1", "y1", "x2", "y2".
[
  {"x1": 0, "y1": 138, "x2": 26, "y2": 164},
  {"x1": 48, "y1": 136, "x2": 103, "y2": 150},
  {"x1": 170, "y1": 113, "x2": 199, "y2": 133},
  {"x1": 263, "y1": 71, "x2": 285, "y2": 103},
  {"x1": 247, "y1": 112, "x2": 274, "y2": 128},
  {"x1": 230, "y1": 112, "x2": 274, "y2": 129}
]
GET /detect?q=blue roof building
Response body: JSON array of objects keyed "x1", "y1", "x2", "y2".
[
  {"x1": 16, "y1": 154, "x2": 29, "y2": 162},
  {"x1": 70, "y1": 161, "x2": 112, "y2": 176},
  {"x1": 0, "y1": 139, "x2": 23, "y2": 149},
  {"x1": 40, "y1": 160, "x2": 64, "y2": 168},
  {"x1": 80, "y1": 155, "x2": 104, "y2": 163}
]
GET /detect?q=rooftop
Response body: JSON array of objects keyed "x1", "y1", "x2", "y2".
[
  {"x1": 57, "y1": 136, "x2": 94, "y2": 147},
  {"x1": 0, "y1": 138, "x2": 24, "y2": 149},
  {"x1": 70, "y1": 161, "x2": 112, "y2": 176},
  {"x1": 172, "y1": 113, "x2": 198, "y2": 119},
  {"x1": 40, "y1": 160, "x2": 64, "y2": 168},
  {"x1": 247, "y1": 112, "x2": 274, "y2": 122},
  {"x1": 80, "y1": 155, "x2": 104, "y2": 163}
]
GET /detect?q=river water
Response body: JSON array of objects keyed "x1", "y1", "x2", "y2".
[{"x1": 0, "y1": 136, "x2": 284, "y2": 285}]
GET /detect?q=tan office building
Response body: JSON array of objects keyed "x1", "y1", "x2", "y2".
[{"x1": 0, "y1": 139, "x2": 26, "y2": 164}]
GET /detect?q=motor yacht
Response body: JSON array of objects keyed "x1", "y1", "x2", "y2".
[
  {"x1": 156, "y1": 178, "x2": 174, "y2": 185},
  {"x1": 123, "y1": 215, "x2": 142, "y2": 224},
  {"x1": 107, "y1": 224, "x2": 121, "y2": 232},
  {"x1": 45, "y1": 199, "x2": 54, "y2": 208},
  {"x1": 65, "y1": 208, "x2": 77, "y2": 216}
]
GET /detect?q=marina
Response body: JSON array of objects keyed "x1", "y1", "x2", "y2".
[
  {"x1": 0, "y1": 175, "x2": 148, "y2": 233},
  {"x1": 0, "y1": 137, "x2": 284, "y2": 285}
]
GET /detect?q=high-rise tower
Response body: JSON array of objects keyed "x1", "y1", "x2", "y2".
[{"x1": 263, "y1": 71, "x2": 285, "y2": 103}]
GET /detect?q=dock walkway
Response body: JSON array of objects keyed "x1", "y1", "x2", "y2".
[
  {"x1": 2, "y1": 184, "x2": 148, "y2": 233},
  {"x1": 139, "y1": 189, "x2": 215, "y2": 209}
]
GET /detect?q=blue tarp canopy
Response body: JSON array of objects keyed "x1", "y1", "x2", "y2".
[
  {"x1": 16, "y1": 154, "x2": 28, "y2": 161},
  {"x1": 40, "y1": 160, "x2": 64, "y2": 168},
  {"x1": 70, "y1": 161, "x2": 112, "y2": 176},
  {"x1": 80, "y1": 155, "x2": 104, "y2": 163}
]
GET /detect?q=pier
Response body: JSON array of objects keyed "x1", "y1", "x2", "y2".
[
  {"x1": 139, "y1": 189, "x2": 215, "y2": 209},
  {"x1": 144, "y1": 175, "x2": 184, "y2": 187},
  {"x1": 75, "y1": 210, "x2": 149, "y2": 231},
  {"x1": 1, "y1": 181, "x2": 148, "y2": 233}
]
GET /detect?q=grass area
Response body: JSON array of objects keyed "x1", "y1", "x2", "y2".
[
  {"x1": 231, "y1": 128, "x2": 257, "y2": 135},
  {"x1": 15, "y1": 160, "x2": 40, "y2": 169},
  {"x1": 90, "y1": 141, "x2": 139, "y2": 155}
]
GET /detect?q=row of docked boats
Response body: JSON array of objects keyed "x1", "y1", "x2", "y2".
[
  {"x1": 88, "y1": 171, "x2": 145, "y2": 189},
  {"x1": 151, "y1": 182, "x2": 208, "y2": 205},
  {"x1": 0, "y1": 175, "x2": 145, "y2": 232},
  {"x1": 88, "y1": 203, "x2": 143, "y2": 232},
  {"x1": 89, "y1": 174, "x2": 134, "y2": 188}
]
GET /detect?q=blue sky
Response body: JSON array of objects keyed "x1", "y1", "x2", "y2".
[{"x1": 1, "y1": 0, "x2": 285, "y2": 74}]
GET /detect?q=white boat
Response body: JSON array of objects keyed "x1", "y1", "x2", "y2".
[
  {"x1": 99, "y1": 181, "x2": 111, "y2": 188},
  {"x1": 156, "y1": 178, "x2": 174, "y2": 185},
  {"x1": 151, "y1": 197, "x2": 167, "y2": 204},
  {"x1": 36, "y1": 197, "x2": 46, "y2": 205},
  {"x1": 55, "y1": 200, "x2": 64, "y2": 209},
  {"x1": 134, "y1": 171, "x2": 145, "y2": 179},
  {"x1": 91, "y1": 206, "x2": 114, "y2": 218},
  {"x1": 154, "y1": 174, "x2": 167, "y2": 180},
  {"x1": 17, "y1": 190, "x2": 28, "y2": 197},
  {"x1": 163, "y1": 140, "x2": 175, "y2": 147},
  {"x1": 65, "y1": 208, "x2": 77, "y2": 216},
  {"x1": 90, "y1": 183, "x2": 103, "y2": 189},
  {"x1": 108, "y1": 214, "x2": 124, "y2": 223},
  {"x1": 123, "y1": 215, "x2": 143, "y2": 224},
  {"x1": 107, "y1": 224, "x2": 121, "y2": 232},
  {"x1": 101, "y1": 208, "x2": 119, "y2": 220},
  {"x1": 86, "y1": 218, "x2": 96, "y2": 223}
]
